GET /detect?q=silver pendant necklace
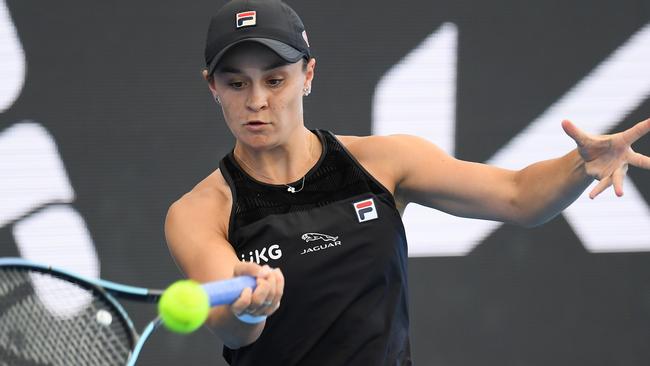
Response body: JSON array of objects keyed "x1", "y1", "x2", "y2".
[
  {"x1": 285, "y1": 176, "x2": 306, "y2": 193},
  {"x1": 235, "y1": 134, "x2": 314, "y2": 194}
]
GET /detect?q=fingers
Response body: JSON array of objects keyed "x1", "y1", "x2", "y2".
[
  {"x1": 232, "y1": 261, "x2": 266, "y2": 277},
  {"x1": 269, "y1": 268, "x2": 284, "y2": 311},
  {"x1": 561, "y1": 119, "x2": 590, "y2": 146},
  {"x1": 589, "y1": 176, "x2": 611, "y2": 199},
  {"x1": 620, "y1": 118, "x2": 650, "y2": 144},
  {"x1": 248, "y1": 266, "x2": 275, "y2": 316},
  {"x1": 629, "y1": 151, "x2": 650, "y2": 170},
  {"x1": 612, "y1": 165, "x2": 627, "y2": 197},
  {"x1": 230, "y1": 287, "x2": 254, "y2": 316},
  {"x1": 230, "y1": 263, "x2": 284, "y2": 320},
  {"x1": 589, "y1": 164, "x2": 628, "y2": 199}
]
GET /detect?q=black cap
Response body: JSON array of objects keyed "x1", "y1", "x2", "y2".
[{"x1": 205, "y1": 0, "x2": 311, "y2": 75}]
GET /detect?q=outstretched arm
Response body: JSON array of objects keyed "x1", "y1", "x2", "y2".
[
  {"x1": 383, "y1": 118, "x2": 650, "y2": 227},
  {"x1": 165, "y1": 179, "x2": 284, "y2": 349}
]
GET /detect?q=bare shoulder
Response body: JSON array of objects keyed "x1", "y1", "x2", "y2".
[
  {"x1": 166, "y1": 169, "x2": 232, "y2": 240},
  {"x1": 334, "y1": 134, "x2": 452, "y2": 203},
  {"x1": 164, "y1": 168, "x2": 241, "y2": 281},
  {"x1": 334, "y1": 134, "x2": 435, "y2": 195},
  {"x1": 336, "y1": 133, "x2": 435, "y2": 157},
  {"x1": 336, "y1": 134, "x2": 391, "y2": 163},
  {"x1": 335, "y1": 133, "x2": 445, "y2": 168}
]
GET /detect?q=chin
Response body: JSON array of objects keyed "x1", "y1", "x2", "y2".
[{"x1": 238, "y1": 132, "x2": 277, "y2": 150}]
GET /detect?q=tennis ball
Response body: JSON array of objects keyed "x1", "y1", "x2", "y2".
[{"x1": 158, "y1": 280, "x2": 210, "y2": 334}]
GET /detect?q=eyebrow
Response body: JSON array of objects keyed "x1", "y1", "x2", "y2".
[{"x1": 215, "y1": 60, "x2": 290, "y2": 74}]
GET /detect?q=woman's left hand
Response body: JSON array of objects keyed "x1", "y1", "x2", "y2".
[{"x1": 562, "y1": 118, "x2": 650, "y2": 199}]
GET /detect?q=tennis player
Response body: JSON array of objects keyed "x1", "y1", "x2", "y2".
[{"x1": 164, "y1": 0, "x2": 650, "y2": 364}]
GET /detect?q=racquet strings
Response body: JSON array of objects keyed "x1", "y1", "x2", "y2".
[{"x1": 0, "y1": 266, "x2": 135, "y2": 365}]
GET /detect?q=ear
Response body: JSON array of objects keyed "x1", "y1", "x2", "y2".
[
  {"x1": 202, "y1": 69, "x2": 219, "y2": 98},
  {"x1": 304, "y1": 58, "x2": 316, "y2": 90}
]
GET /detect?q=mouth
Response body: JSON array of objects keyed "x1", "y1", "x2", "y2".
[{"x1": 244, "y1": 120, "x2": 270, "y2": 126}]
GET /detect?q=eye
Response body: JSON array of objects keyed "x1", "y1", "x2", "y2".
[
  {"x1": 229, "y1": 81, "x2": 245, "y2": 89},
  {"x1": 267, "y1": 78, "x2": 284, "y2": 87}
]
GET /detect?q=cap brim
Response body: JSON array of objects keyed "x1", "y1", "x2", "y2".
[{"x1": 207, "y1": 38, "x2": 305, "y2": 75}]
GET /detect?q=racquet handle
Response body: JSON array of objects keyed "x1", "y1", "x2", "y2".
[{"x1": 202, "y1": 275, "x2": 257, "y2": 306}]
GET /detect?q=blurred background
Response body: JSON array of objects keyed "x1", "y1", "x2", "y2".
[{"x1": 1, "y1": 0, "x2": 649, "y2": 364}]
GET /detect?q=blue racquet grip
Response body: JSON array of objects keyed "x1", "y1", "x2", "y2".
[{"x1": 202, "y1": 276, "x2": 257, "y2": 306}]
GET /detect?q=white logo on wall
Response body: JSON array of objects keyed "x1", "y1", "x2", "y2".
[
  {"x1": 1, "y1": 1, "x2": 99, "y2": 317},
  {"x1": 0, "y1": 1, "x2": 23, "y2": 113},
  {"x1": 373, "y1": 22, "x2": 650, "y2": 257}
]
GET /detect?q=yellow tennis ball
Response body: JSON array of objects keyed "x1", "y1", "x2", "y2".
[{"x1": 158, "y1": 280, "x2": 210, "y2": 334}]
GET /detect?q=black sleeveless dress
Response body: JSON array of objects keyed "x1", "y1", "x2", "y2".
[{"x1": 219, "y1": 130, "x2": 412, "y2": 365}]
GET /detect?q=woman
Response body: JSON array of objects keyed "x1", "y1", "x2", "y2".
[{"x1": 165, "y1": 0, "x2": 650, "y2": 364}]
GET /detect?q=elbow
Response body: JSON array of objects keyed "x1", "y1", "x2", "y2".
[
  {"x1": 513, "y1": 211, "x2": 555, "y2": 228},
  {"x1": 518, "y1": 217, "x2": 544, "y2": 228},
  {"x1": 508, "y1": 215, "x2": 536, "y2": 228},
  {"x1": 508, "y1": 188, "x2": 551, "y2": 228},
  {"x1": 509, "y1": 198, "x2": 549, "y2": 228}
]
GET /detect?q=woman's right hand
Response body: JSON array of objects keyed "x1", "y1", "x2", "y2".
[{"x1": 230, "y1": 261, "x2": 285, "y2": 319}]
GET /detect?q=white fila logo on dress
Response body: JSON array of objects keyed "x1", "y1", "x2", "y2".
[
  {"x1": 236, "y1": 11, "x2": 256, "y2": 28},
  {"x1": 354, "y1": 198, "x2": 378, "y2": 223}
]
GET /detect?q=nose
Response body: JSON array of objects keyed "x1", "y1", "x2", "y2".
[{"x1": 245, "y1": 83, "x2": 269, "y2": 112}]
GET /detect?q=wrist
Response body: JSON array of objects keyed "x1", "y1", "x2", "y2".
[
  {"x1": 571, "y1": 149, "x2": 591, "y2": 179},
  {"x1": 235, "y1": 312, "x2": 267, "y2": 324}
]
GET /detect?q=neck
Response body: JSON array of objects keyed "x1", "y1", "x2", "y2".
[{"x1": 233, "y1": 128, "x2": 320, "y2": 184}]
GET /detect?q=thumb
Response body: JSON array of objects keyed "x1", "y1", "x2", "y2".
[
  {"x1": 233, "y1": 261, "x2": 268, "y2": 277},
  {"x1": 561, "y1": 119, "x2": 588, "y2": 146}
]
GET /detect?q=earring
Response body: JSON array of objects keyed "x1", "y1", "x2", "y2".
[
  {"x1": 215, "y1": 96, "x2": 221, "y2": 104},
  {"x1": 303, "y1": 87, "x2": 311, "y2": 97}
]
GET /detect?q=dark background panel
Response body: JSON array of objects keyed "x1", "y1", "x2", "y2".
[{"x1": 1, "y1": 0, "x2": 649, "y2": 365}]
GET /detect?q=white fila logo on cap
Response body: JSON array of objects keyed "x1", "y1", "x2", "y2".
[
  {"x1": 354, "y1": 198, "x2": 378, "y2": 223},
  {"x1": 236, "y1": 11, "x2": 256, "y2": 28}
]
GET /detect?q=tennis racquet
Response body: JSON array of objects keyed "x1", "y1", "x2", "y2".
[{"x1": 0, "y1": 257, "x2": 256, "y2": 366}]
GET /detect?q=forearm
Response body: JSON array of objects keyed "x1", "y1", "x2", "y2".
[
  {"x1": 513, "y1": 149, "x2": 593, "y2": 227},
  {"x1": 206, "y1": 306, "x2": 265, "y2": 349}
]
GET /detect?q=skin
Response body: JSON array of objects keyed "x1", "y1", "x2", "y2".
[{"x1": 165, "y1": 41, "x2": 650, "y2": 349}]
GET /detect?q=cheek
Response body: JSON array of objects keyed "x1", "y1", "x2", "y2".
[
  {"x1": 275, "y1": 88, "x2": 303, "y2": 112},
  {"x1": 219, "y1": 101, "x2": 241, "y2": 129},
  {"x1": 219, "y1": 93, "x2": 243, "y2": 114}
]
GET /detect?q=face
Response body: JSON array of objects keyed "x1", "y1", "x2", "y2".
[{"x1": 206, "y1": 42, "x2": 315, "y2": 149}]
